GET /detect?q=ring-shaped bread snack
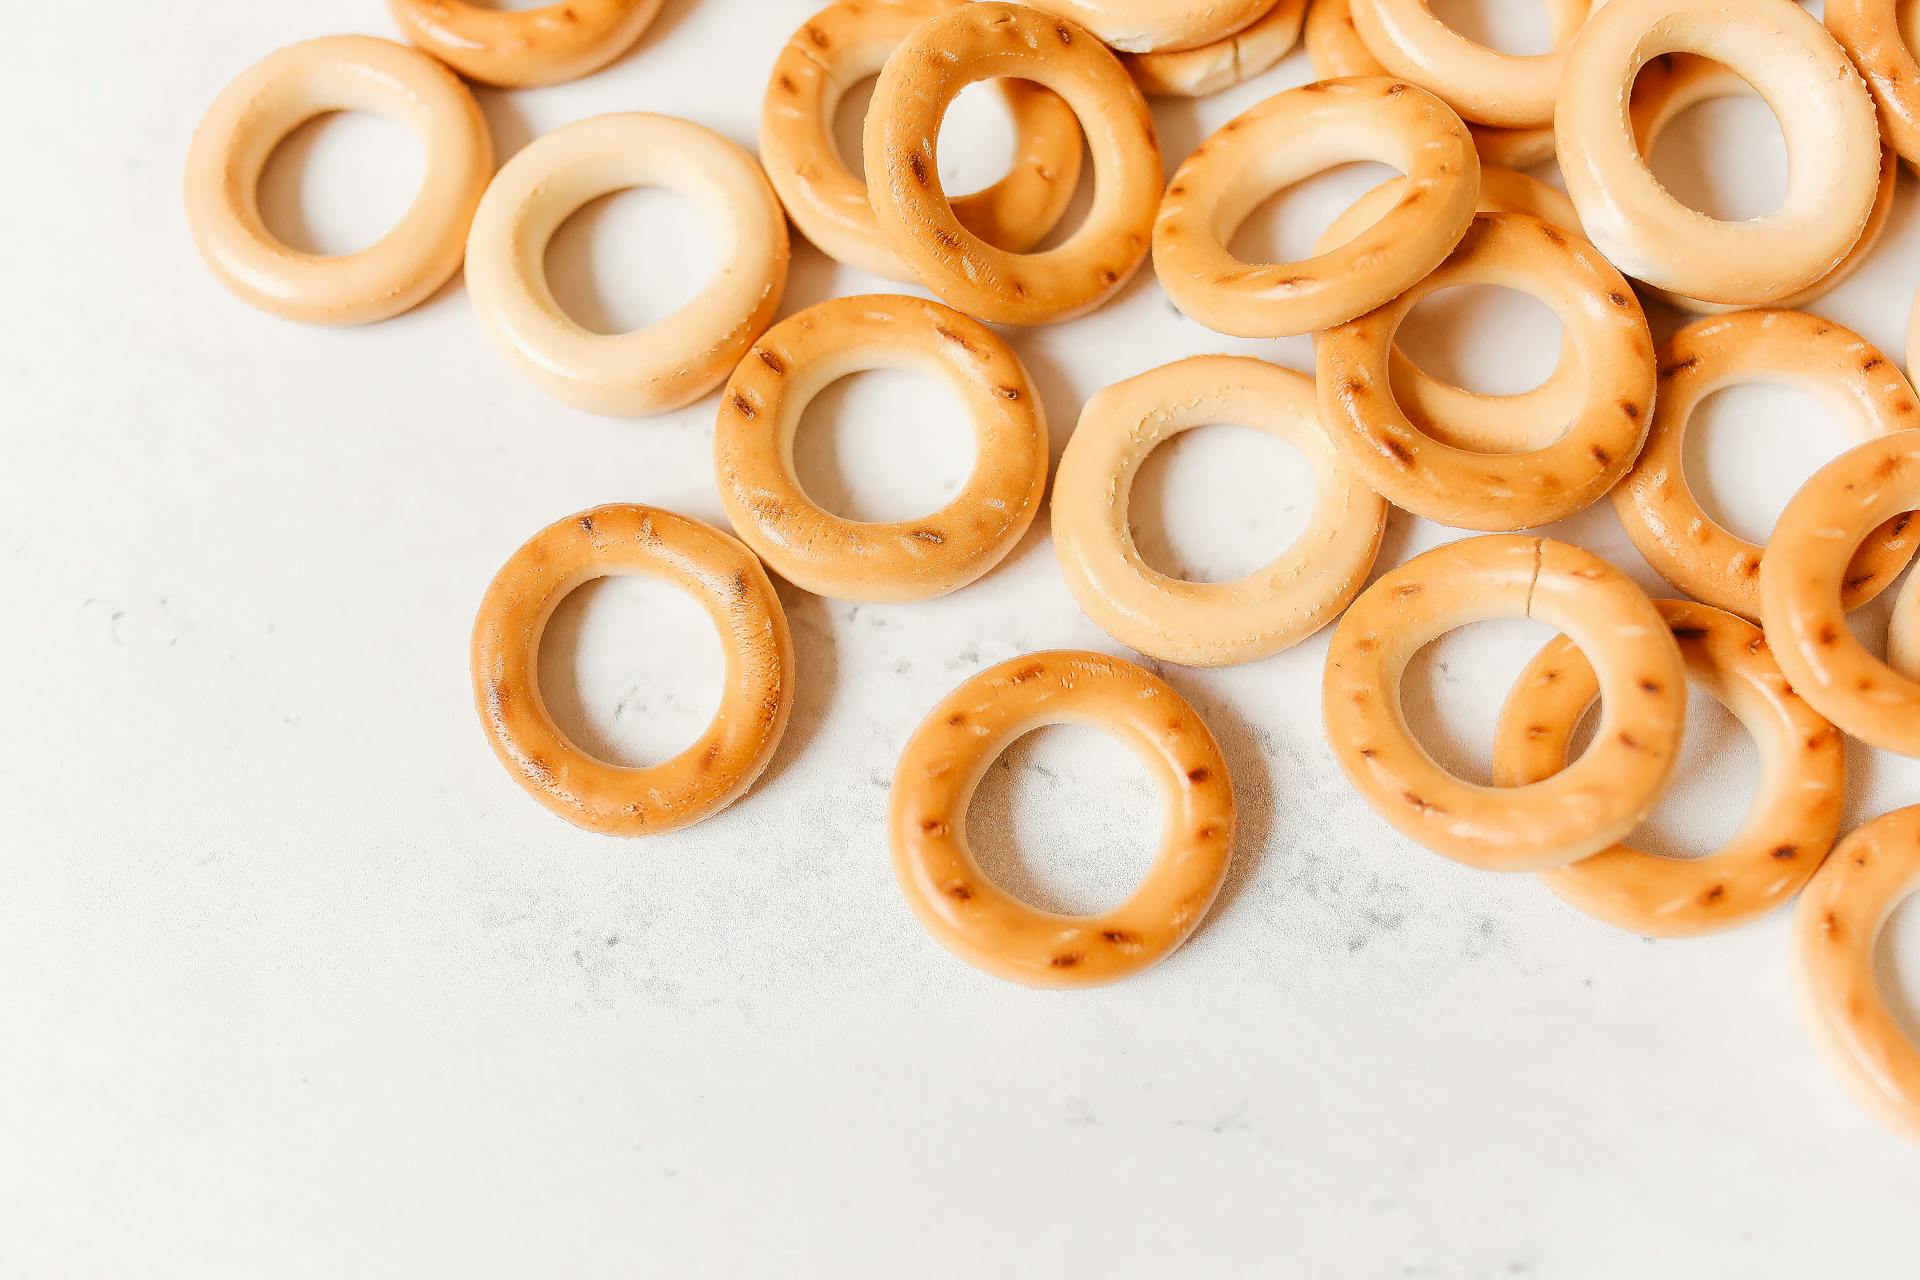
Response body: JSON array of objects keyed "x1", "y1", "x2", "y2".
[
  {"x1": 1628, "y1": 53, "x2": 1898, "y2": 316},
  {"x1": 1827, "y1": 0, "x2": 1920, "y2": 172},
  {"x1": 1325, "y1": 535, "x2": 1687, "y2": 871},
  {"x1": 1493, "y1": 599, "x2": 1844, "y2": 937},
  {"x1": 1316, "y1": 167, "x2": 1583, "y2": 456},
  {"x1": 760, "y1": 0, "x2": 1083, "y2": 283},
  {"x1": 464, "y1": 112, "x2": 790, "y2": 417},
  {"x1": 1317, "y1": 213, "x2": 1656, "y2": 532},
  {"x1": 1153, "y1": 76, "x2": 1479, "y2": 338},
  {"x1": 1021, "y1": 0, "x2": 1273, "y2": 52},
  {"x1": 714, "y1": 294, "x2": 1048, "y2": 604},
  {"x1": 1761, "y1": 431, "x2": 1920, "y2": 756},
  {"x1": 864, "y1": 3, "x2": 1161, "y2": 326},
  {"x1": 1792, "y1": 804, "x2": 1920, "y2": 1142},
  {"x1": 1126, "y1": 0, "x2": 1307, "y2": 97},
  {"x1": 1350, "y1": 0, "x2": 1592, "y2": 128},
  {"x1": 1889, "y1": 566, "x2": 1920, "y2": 680},
  {"x1": 471, "y1": 504, "x2": 794, "y2": 836},
  {"x1": 184, "y1": 35, "x2": 493, "y2": 326},
  {"x1": 388, "y1": 0, "x2": 664, "y2": 87},
  {"x1": 889, "y1": 650, "x2": 1235, "y2": 987},
  {"x1": 1051, "y1": 356, "x2": 1386, "y2": 667},
  {"x1": 1910, "y1": 285, "x2": 1920, "y2": 380},
  {"x1": 1556, "y1": 0, "x2": 1881, "y2": 306},
  {"x1": 1304, "y1": 0, "x2": 1559, "y2": 168},
  {"x1": 1613, "y1": 311, "x2": 1920, "y2": 620}
]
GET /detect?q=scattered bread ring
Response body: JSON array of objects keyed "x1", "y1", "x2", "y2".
[
  {"x1": 1021, "y1": 0, "x2": 1273, "y2": 52},
  {"x1": 1612, "y1": 311, "x2": 1920, "y2": 620},
  {"x1": 888, "y1": 650, "x2": 1235, "y2": 987},
  {"x1": 1317, "y1": 213, "x2": 1656, "y2": 532},
  {"x1": 1350, "y1": 0, "x2": 1591, "y2": 128},
  {"x1": 1888, "y1": 566, "x2": 1920, "y2": 681},
  {"x1": 714, "y1": 294, "x2": 1049, "y2": 604},
  {"x1": 1126, "y1": 0, "x2": 1307, "y2": 96},
  {"x1": 1628, "y1": 53, "x2": 1898, "y2": 316},
  {"x1": 1051, "y1": 356, "x2": 1386, "y2": 667},
  {"x1": 470, "y1": 504, "x2": 794, "y2": 836},
  {"x1": 464, "y1": 112, "x2": 789, "y2": 417},
  {"x1": 864, "y1": 2, "x2": 1161, "y2": 326},
  {"x1": 1826, "y1": 0, "x2": 1920, "y2": 173},
  {"x1": 1154, "y1": 76, "x2": 1479, "y2": 338},
  {"x1": 1325, "y1": 535, "x2": 1687, "y2": 872},
  {"x1": 1557, "y1": 0, "x2": 1881, "y2": 306},
  {"x1": 387, "y1": 0, "x2": 663, "y2": 87},
  {"x1": 760, "y1": 0, "x2": 1083, "y2": 283},
  {"x1": 1909, "y1": 286, "x2": 1920, "y2": 382},
  {"x1": 1316, "y1": 167, "x2": 1584, "y2": 456},
  {"x1": 1493, "y1": 599, "x2": 1845, "y2": 937},
  {"x1": 184, "y1": 34, "x2": 493, "y2": 326},
  {"x1": 1761, "y1": 431, "x2": 1920, "y2": 756},
  {"x1": 1792, "y1": 804, "x2": 1920, "y2": 1142},
  {"x1": 1304, "y1": 0, "x2": 1558, "y2": 167}
]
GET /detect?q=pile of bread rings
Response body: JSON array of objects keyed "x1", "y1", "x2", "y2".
[{"x1": 185, "y1": 0, "x2": 1920, "y2": 1143}]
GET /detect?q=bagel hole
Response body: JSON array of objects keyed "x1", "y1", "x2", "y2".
[
  {"x1": 1128, "y1": 425, "x2": 1315, "y2": 583},
  {"x1": 1565, "y1": 683, "x2": 1757, "y2": 861},
  {"x1": 536, "y1": 573, "x2": 726, "y2": 769},
  {"x1": 967, "y1": 723, "x2": 1163, "y2": 915},
  {"x1": 257, "y1": 111, "x2": 424, "y2": 257},
  {"x1": 1876, "y1": 893, "x2": 1920, "y2": 1053},
  {"x1": 1426, "y1": 0, "x2": 1557, "y2": 55},
  {"x1": 544, "y1": 187, "x2": 716, "y2": 335},
  {"x1": 832, "y1": 75, "x2": 1017, "y2": 198},
  {"x1": 1396, "y1": 285, "x2": 1564, "y2": 406},
  {"x1": 1641, "y1": 64, "x2": 1786, "y2": 220},
  {"x1": 792, "y1": 368, "x2": 976, "y2": 523},
  {"x1": 1680, "y1": 383, "x2": 1851, "y2": 546},
  {"x1": 1227, "y1": 161, "x2": 1400, "y2": 266},
  {"x1": 1402, "y1": 618, "x2": 1559, "y2": 786}
]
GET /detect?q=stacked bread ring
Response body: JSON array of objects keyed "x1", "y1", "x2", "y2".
[{"x1": 187, "y1": 0, "x2": 1920, "y2": 1144}]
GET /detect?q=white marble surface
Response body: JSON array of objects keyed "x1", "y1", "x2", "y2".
[{"x1": 5, "y1": 0, "x2": 1920, "y2": 1274}]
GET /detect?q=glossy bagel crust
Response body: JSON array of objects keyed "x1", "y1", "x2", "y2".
[
  {"x1": 1317, "y1": 213, "x2": 1656, "y2": 532},
  {"x1": 1349, "y1": 0, "x2": 1592, "y2": 128},
  {"x1": 1612, "y1": 311, "x2": 1920, "y2": 620},
  {"x1": 714, "y1": 294, "x2": 1049, "y2": 604},
  {"x1": 864, "y1": 3, "x2": 1161, "y2": 326},
  {"x1": 1304, "y1": 0, "x2": 1559, "y2": 167},
  {"x1": 1494, "y1": 599, "x2": 1844, "y2": 937},
  {"x1": 1051, "y1": 356, "x2": 1386, "y2": 667},
  {"x1": 889, "y1": 650, "x2": 1236, "y2": 988},
  {"x1": 759, "y1": 0, "x2": 1083, "y2": 283},
  {"x1": 1628, "y1": 53, "x2": 1898, "y2": 315},
  {"x1": 1792, "y1": 804, "x2": 1920, "y2": 1143},
  {"x1": 464, "y1": 112, "x2": 790, "y2": 417},
  {"x1": 1826, "y1": 0, "x2": 1920, "y2": 172},
  {"x1": 1556, "y1": 0, "x2": 1881, "y2": 305},
  {"x1": 1316, "y1": 167, "x2": 1584, "y2": 456},
  {"x1": 471, "y1": 504, "x2": 794, "y2": 837},
  {"x1": 1022, "y1": 0, "x2": 1273, "y2": 52},
  {"x1": 1324, "y1": 535, "x2": 1687, "y2": 871},
  {"x1": 184, "y1": 35, "x2": 493, "y2": 326},
  {"x1": 1761, "y1": 431, "x2": 1920, "y2": 756},
  {"x1": 1153, "y1": 76, "x2": 1479, "y2": 338},
  {"x1": 1126, "y1": 0, "x2": 1307, "y2": 96},
  {"x1": 388, "y1": 0, "x2": 664, "y2": 87}
]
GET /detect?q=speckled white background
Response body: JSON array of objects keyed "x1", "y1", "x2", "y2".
[{"x1": 6, "y1": 0, "x2": 1920, "y2": 1274}]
